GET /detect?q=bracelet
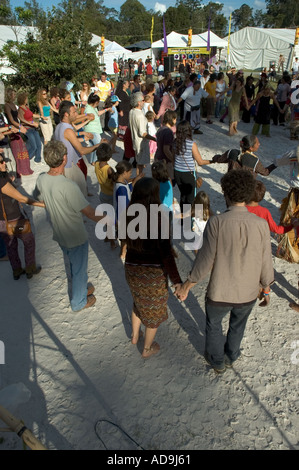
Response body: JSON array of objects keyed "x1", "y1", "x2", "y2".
[
  {"x1": 77, "y1": 131, "x2": 80, "y2": 137},
  {"x1": 263, "y1": 293, "x2": 270, "y2": 296}
]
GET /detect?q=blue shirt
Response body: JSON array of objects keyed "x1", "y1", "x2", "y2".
[
  {"x1": 159, "y1": 180, "x2": 173, "y2": 212},
  {"x1": 108, "y1": 105, "x2": 118, "y2": 128}
]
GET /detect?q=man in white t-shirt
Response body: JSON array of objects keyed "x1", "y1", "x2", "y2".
[
  {"x1": 34, "y1": 140, "x2": 109, "y2": 312},
  {"x1": 177, "y1": 80, "x2": 209, "y2": 134}
]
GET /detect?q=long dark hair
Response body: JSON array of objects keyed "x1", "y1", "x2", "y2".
[
  {"x1": 126, "y1": 177, "x2": 161, "y2": 251},
  {"x1": 175, "y1": 120, "x2": 193, "y2": 156},
  {"x1": 240, "y1": 135, "x2": 257, "y2": 153}
]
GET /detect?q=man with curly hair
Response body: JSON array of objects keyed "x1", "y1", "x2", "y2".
[{"x1": 175, "y1": 169, "x2": 274, "y2": 374}]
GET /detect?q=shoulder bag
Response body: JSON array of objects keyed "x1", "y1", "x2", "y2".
[{"x1": 1, "y1": 196, "x2": 31, "y2": 236}]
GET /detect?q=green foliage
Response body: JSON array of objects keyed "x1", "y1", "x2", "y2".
[
  {"x1": 232, "y1": 4, "x2": 254, "y2": 31},
  {"x1": 264, "y1": 0, "x2": 299, "y2": 27},
  {"x1": 1, "y1": 2, "x2": 100, "y2": 103}
]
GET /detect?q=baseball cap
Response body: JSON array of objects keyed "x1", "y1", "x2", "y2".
[{"x1": 111, "y1": 95, "x2": 121, "y2": 102}]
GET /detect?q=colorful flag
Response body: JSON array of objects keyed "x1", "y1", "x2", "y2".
[
  {"x1": 207, "y1": 15, "x2": 211, "y2": 52},
  {"x1": 151, "y1": 16, "x2": 154, "y2": 44},
  {"x1": 163, "y1": 15, "x2": 168, "y2": 53}
]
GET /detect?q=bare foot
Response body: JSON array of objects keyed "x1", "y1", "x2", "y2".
[
  {"x1": 131, "y1": 330, "x2": 144, "y2": 345},
  {"x1": 290, "y1": 302, "x2": 299, "y2": 312},
  {"x1": 142, "y1": 342, "x2": 160, "y2": 359}
]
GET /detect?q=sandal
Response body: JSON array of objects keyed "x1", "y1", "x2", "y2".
[{"x1": 142, "y1": 342, "x2": 160, "y2": 359}]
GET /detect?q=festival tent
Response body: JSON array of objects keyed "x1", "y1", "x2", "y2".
[
  {"x1": 225, "y1": 27, "x2": 297, "y2": 71},
  {"x1": 199, "y1": 31, "x2": 228, "y2": 49},
  {"x1": 0, "y1": 25, "x2": 37, "y2": 76},
  {"x1": 101, "y1": 41, "x2": 132, "y2": 75}
]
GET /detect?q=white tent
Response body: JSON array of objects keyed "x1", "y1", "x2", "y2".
[
  {"x1": 0, "y1": 25, "x2": 37, "y2": 76},
  {"x1": 101, "y1": 41, "x2": 132, "y2": 75},
  {"x1": 151, "y1": 31, "x2": 207, "y2": 49},
  {"x1": 225, "y1": 27, "x2": 297, "y2": 70},
  {"x1": 199, "y1": 31, "x2": 228, "y2": 49}
]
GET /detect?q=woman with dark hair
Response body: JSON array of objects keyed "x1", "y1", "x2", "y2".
[
  {"x1": 17, "y1": 92, "x2": 42, "y2": 163},
  {"x1": 155, "y1": 86, "x2": 177, "y2": 124},
  {"x1": 174, "y1": 120, "x2": 212, "y2": 213},
  {"x1": 0, "y1": 155, "x2": 44, "y2": 279},
  {"x1": 249, "y1": 84, "x2": 283, "y2": 137},
  {"x1": 241, "y1": 76, "x2": 255, "y2": 123},
  {"x1": 115, "y1": 79, "x2": 131, "y2": 140},
  {"x1": 50, "y1": 87, "x2": 61, "y2": 125},
  {"x1": 4, "y1": 88, "x2": 33, "y2": 177},
  {"x1": 124, "y1": 177, "x2": 181, "y2": 358},
  {"x1": 228, "y1": 77, "x2": 248, "y2": 136},
  {"x1": 155, "y1": 110, "x2": 177, "y2": 181},
  {"x1": 238, "y1": 134, "x2": 277, "y2": 177},
  {"x1": 84, "y1": 93, "x2": 112, "y2": 164}
]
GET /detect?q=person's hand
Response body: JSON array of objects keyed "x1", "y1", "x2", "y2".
[
  {"x1": 173, "y1": 283, "x2": 189, "y2": 302},
  {"x1": 259, "y1": 293, "x2": 270, "y2": 307},
  {"x1": 119, "y1": 110, "x2": 124, "y2": 117},
  {"x1": 20, "y1": 125, "x2": 27, "y2": 134},
  {"x1": 87, "y1": 113, "x2": 95, "y2": 121},
  {"x1": 84, "y1": 132, "x2": 94, "y2": 140},
  {"x1": 0, "y1": 133, "x2": 4, "y2": 141},
  {"x1": 33, "y1": 122, "x2": 39, "y2": 128},
  {"x1": 11, "y1": 126, "x2": 19, "y2": 133}
]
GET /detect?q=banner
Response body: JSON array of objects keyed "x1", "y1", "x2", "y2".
[
  {"x1": 168, "y1": 47, "x2": 210, "y2": 55},
  {"x1": 163, "y1": 15, "x2": 168, "y2": 53},
  {"x1": 227, "y1": 13, "x2": 232, "y2": 59},
  {"x1": 207, "y1": 15, "x2": 211, "y2": 51},
  {"x1": 188, "y1": 28, "x2": 192, "y2": 47},
  {"x1": 151, "y1": 16, "x2": 154, "y2": 44}
]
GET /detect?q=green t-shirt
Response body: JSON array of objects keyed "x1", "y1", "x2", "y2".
[
  {"x1": 34, "y1": 173, "x2": 89, "y2": 249},
  {"x1": 84, "y1": 104, "x2": 103, "y2": 135}
]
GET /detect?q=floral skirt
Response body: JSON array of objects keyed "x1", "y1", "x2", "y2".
[{"x1": 125, "y1": 264, "x2": 169, "y2": 328}]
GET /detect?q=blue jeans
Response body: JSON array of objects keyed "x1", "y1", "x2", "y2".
[
  {"x1": 205, "y1": 300, "x2": 256, "y2": 368},
  {"x1": 26, "y1": 128, "x2": 42, "y2": 162},
  {"x1": 61, "y1": 241, "x2": 89, "y2": 311},
  {"x1": 215, "y1": 99, "x2": 224, "y2": 118}
]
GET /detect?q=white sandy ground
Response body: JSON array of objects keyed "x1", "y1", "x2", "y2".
[{"x1": 0, "y1": 117, "x2": 298, "y2": 451}]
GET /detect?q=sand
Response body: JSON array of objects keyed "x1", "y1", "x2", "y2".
[{"x1": 0, "y1": 116, "x2": 298, "y2": 451}]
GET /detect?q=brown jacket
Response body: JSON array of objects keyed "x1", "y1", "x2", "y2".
[{"x1": 188, "y1": 206, "x2": 274, "y2": 304}]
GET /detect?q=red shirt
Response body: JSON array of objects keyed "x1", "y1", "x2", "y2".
[
  {"x1": 146, "y1": 63, "x2": 153, "y2": 75},
  {"x1": 246, "y1": 205, "x2": 292, "y2": 234}
]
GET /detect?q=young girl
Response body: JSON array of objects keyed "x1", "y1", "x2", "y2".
[
  {"x1": 146, "y1": 111, "x2": 157, "y2": 161},
  {"x1": 143, "y1": 94, "x2": 155, "y2": 115},
  {"x1": 113, "y1": 160, "x2": 144, "y2": 260},
  {"x1": 191, "y1": 191, "x2": 212, "y2": 254},
  {"x1": 36, "y1": 88, "x2": 57, "y2": 145},
  {"x1": 95, "y1": 142, "x2": 117, "y2": 248},
  {"x1": 107, "y1": 95, "x2": 120, "y2": 152},
  {"x1": 151, "y1": 160, "x2": 173, "y2": 215}
]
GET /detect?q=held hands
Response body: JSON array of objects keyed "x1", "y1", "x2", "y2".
[
  {"x1": 257, "y1": 288, "x2": 270, "y2": 307},
  {"x1": 173, "y1": 283, "x2": 189, "y2": 302}
]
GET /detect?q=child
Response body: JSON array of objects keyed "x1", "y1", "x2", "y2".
[
  {"x1": 191, "y1": 191, "x2": 212, "y2": 254},
  {"x1": 95, "y1": 143, "x2": 117, "y2": 248},
  {"x1": 151, "y1": 160, "x2": 173, "y2": 214},
  {"x1": 146, "y1": 111, "x2": 157, "y2": 161},
  {"x1": 143, "y1": 95, "x2": 155, "y2": 115},
  {"x1": 107, "y1": 95, "x2": 120, "y2": 152},
  {"x1": 113, "y1": 160, "x2": 144, "y2": 260}
]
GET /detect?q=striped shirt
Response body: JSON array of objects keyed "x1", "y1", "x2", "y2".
[{"x1": 174, "y1": 139, "x2": 194, "y2": 172}]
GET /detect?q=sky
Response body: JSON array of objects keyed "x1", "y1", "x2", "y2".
[{"x1": 9, "y1": 0, "x2": 267, "y2": 19}]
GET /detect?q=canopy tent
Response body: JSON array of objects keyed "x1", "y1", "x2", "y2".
[
  {"x1": 225, "y1": 27, "x2": 297, "y2": 71},
  {"x1": 199, "y1": 31, "x2": 228, "y2": 49},
  {"x1": 151, "y1": 31, "x2": 206, "y2": 49},
  {"x1": 0, "y1": 25, "x2": 37, "y2": 76},
  {"x1": 126, "y1": 40, "x2": 151, "y2": 51}
]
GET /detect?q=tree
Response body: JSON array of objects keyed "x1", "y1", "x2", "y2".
[
  {"x1": 118, "y1": 0, "x2": 152, "y2": 44},
  {"x1": 1, "y1": 2, "x2": 100, "y2": 103},
  {"x1": 232, "y1": 4, "x2": 254, "y2": 31},
  {"x1": 0, "y1": 0, "x2": 13, "y2": 24},
  {"x1": 263, "y1": 0, "x2": 299, "y2": 27}
]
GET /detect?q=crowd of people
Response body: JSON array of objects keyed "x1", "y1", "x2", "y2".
[{"x1": 1, "y1": 57, "x2": 299, "y2": 371}]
